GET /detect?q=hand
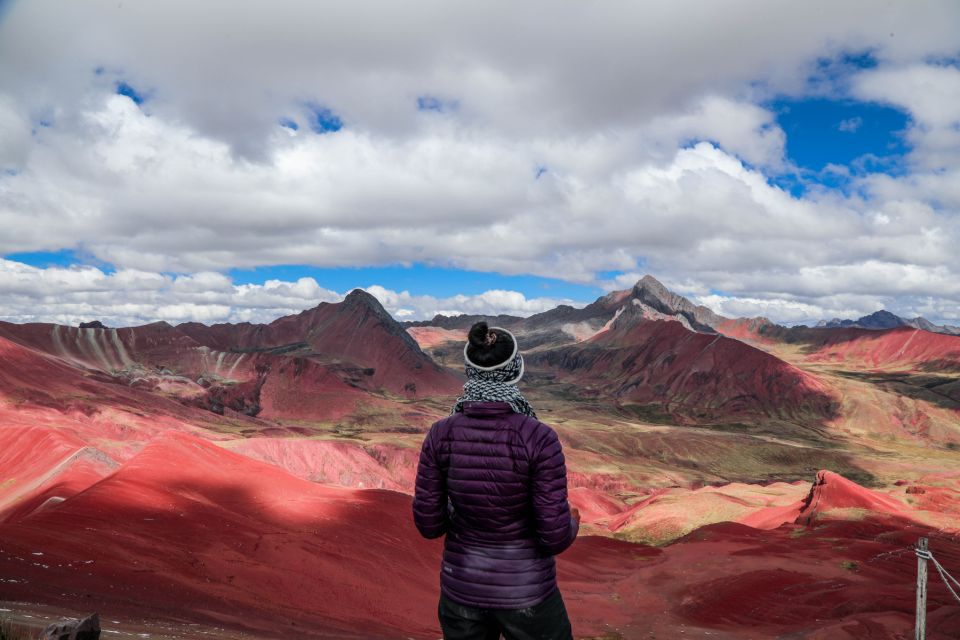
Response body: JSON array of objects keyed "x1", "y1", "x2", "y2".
[{"x1": 570, "y1": 506, "x2": 581, "y2": 525}]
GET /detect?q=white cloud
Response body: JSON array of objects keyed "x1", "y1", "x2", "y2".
[
  {"x1": 837, "y1": 116, "x2": 863, "y2": 132},
  {"x1": 0, "y1": 259, "x2": 574, "y2": 326},
  {"x1": 364, "y1": 285, "x2": 570, "y2": 319},
  {"x1": 0, "y1": 1, "x2": 950, "y2": 148},
  {"x1": 694, "y1": 294, "x2": 839, "y2": 325},
  {"x1": 0, "y1": 97, "x2": 30, "y2": 170},
  {"x1": 0, "y1": 1, "x2": 958, "y2": 327}
]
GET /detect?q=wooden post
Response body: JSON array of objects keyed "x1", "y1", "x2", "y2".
[{"x1": 916, "y1": 537, "x2": 928, "y2": 640}]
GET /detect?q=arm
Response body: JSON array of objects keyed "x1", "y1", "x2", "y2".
[
  {"x1": 530, "y1": 424, "x2": 579, "y2": 556},
  {"x1": 412, "y1": 425, "x2": 448, "y2": 539}
]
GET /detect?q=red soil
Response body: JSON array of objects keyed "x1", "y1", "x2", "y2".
[
  {"x1": 604, "y1": 481, "x2": 811, "y2": 545},
  {"x1": 178, "y1": 290, "x2": 461, "y2": 398},
  {"x1": 0, "y1": 426, "x2": 117, "y2": 523},
  {"x1": 223, "y1": 437, "x2": 416, "y2": 491},
  {"x1": 0, "y1": 430, "x2": 660, "y2": 639},
  {"x1": 535, "y1": 318, "x2": 837, "y2": 425},
  {"x1": 406, "y1": 326, "x2": 465, "y2": 349},
  {"x1": 669, "y1": 519, "x2": 960, "y2": 639},
  {"x1": 0, "y1": 430, "x2": 444, "y2": 637},
  {"x1": 0, "y1": 292, "x2": 461, "y2": 427},
  {"x1": 0, "y1": 336, "x2": 233, "y2": 456},
  {"x1": 567, "y1": 486, "x2": 630, "y2": 523},
  {"x1": 715, "y1": 320, "x2": 960, "y2": 373},
  {"x1": 3, "y1": 434, "x2": 959, "y2": 638},
  {"x1": 797, "y1": 470, "x2": 914, "y2": 525},
  {"x1": 802, "y1": 326, "x2": 960, "y2": 371},
  {"x1": 0, "y1": 320, "x2": 211, "y2": 375},
  {"x1": 715, "y1": 316, "x2": 780, "y2": 347},
  {"x1": 245, "y1": 353, "x2": 373, "y2": 420}
]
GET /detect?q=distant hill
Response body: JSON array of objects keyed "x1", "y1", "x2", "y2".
[
  {"x1": 0, "y1": 289, "x2": 461, "y2": 424},
  {"x1": 405, "y1": 274, "x2": 728, "y2": 352},
  {"x1": 816, "y1": 309, "x2": 960, "y2": 335},
  {"x1": 529, "y1": 300, "x2": 837, "y2": 426}
]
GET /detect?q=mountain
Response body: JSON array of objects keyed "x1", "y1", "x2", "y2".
[
  {"x1": 6, "y1": 274, "x2": 960, "y2": 639},
  {"x1": 406, "y1": 274, "x2": 727, "y2": 353},
  {"x1": 409, "y1": 275, "x2": 839, "y2": 426},
  {"x1": 626, "y1": 275, "x2": 724, "y2": 332},
  {"x1": 0, "y1": 428, "x2": 668, "y2": 639},
  {"x1": 817, "y1": 309, "x2": 960, "y2": 335},
  {"x1": 0, "y1": 429, "x2": 446, "y2": 638},
  {"x1": 0, "y1": 425, "x2": 118, "y2": 523},
  {"x1": 178, "y1": 289, "x2": 459, "y2": 398},
  {"x1": 404, "y1": 312, "x2": 524, "y2": 331},
  {"x1": 0, "y1": 289, "x2": 461, "y2": 425},
  {"x1": 802, "y1": 325, "x2": 960, "y2": 372},
  {"x1": 530, "y1": 302, "x2": 837, "y2": 426}
]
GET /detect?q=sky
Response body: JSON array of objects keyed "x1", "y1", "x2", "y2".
[{"x1": 0, "y1": 1, "x2": 958, "y2": 327}]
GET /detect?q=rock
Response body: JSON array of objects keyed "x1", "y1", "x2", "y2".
[
  {"x1": 78, "y1": 321, "x2": 107, "y2": 330},
  {"x1": 39, "y1": 613, "x2": 100, "y2": 640}
]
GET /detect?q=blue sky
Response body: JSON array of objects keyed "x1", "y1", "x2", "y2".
[
  {"x1": 769, "y1": 97, "x2": 910, "y2": 194},
  {"x1": 228, "y1": 264, "x2": 603, "y2": 300}
]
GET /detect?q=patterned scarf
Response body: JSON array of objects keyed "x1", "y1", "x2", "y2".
[{"x1": 451, "y1": 351, "x2": 537, "y2": 417}]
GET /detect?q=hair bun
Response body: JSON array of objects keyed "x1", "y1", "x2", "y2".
[
  {"x1": 465, "y1": 322, "x2": 517, "y2": 369},
  {"x1": 468, "y1": 321, "x2": 490, "y2": 348}
]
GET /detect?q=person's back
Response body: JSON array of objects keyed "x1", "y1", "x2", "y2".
[{"x1": 413, "y1": 322, "x2": 579, "y2": 640}]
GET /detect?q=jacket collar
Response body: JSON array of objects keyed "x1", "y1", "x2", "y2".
[{"x1": 461, "y1": 401, "x2": 515, "y2": 417}]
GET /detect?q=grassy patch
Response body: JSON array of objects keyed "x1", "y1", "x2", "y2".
[
  {"x1": 331, "y1": 424, "x2": 369, "y2": 440},
  {"x1": 617, "y1": 403, "x2": 676, "y2": 425}
]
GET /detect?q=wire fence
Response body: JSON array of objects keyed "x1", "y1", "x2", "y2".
[
  {"x1": 916, "y1": 545, "x2": 960, "y2": 605},
  {"x1": 913, "y1": 536, "x2": 960, "y2": 639}
]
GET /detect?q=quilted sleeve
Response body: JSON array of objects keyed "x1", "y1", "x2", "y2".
[
  {"x1": 412, "y1": 424, "x2": 449, "y2": 539},
  {"x1": 530, "y1": 423, "x2": 578, "y2": 555}
]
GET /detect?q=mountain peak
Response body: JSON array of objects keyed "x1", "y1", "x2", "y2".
[
  {"x1": 337, "y1": 288, "x2": 424, "y2": 350},
  {"x1": 342, "y1": 287, "x2": 380, "y2": 306},
  {"x1": 819, "y1": 309, "x2": 905, "y2": 331},
  {"x1": 628, "y1": 275, "x2": 723, "y2": 332},
  {"x1": 340, "y1": 288, "x2": 394, "y2": 320}
]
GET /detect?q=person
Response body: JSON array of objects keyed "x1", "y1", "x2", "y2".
[{"x1": 413, "y1": 321, "x2": 581, "y2": 640}]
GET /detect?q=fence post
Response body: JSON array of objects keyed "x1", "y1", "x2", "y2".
[{"x1": 916, "y1": 537, "x2": 928, "y2": 640}]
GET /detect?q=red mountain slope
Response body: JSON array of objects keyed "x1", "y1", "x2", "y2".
[
  {"x1": 0, "y1": 425, "x2": 117, "y2": 523},
  {"x1": 802, "y1": 326, "x2": 960, "y2": 371},
  {"x1": 0, "y1": 430, "x2": 444, "y2": 638},
  {"x1": 0, "y1": 335, "x2": 227, "y2": 455},
  {"x1": 0, "y1": 320, "x2": 208, "y2": 374},
  {"x1": 3, "y1": 434, "x2": 958, "y2": 638},
  {"x1": 178, "y1": 289, "x2": 460, "y2": 397},
  {"x1": 0, "y1": 290, "x2": 460, "y2": 425},
  {"x1": 716, "y1": 320, "x2": 960, "y2": 372},
  {"x1": 796, "y1": 470, "x2": 914, "y2": 525},
  {"x1": 0, "y1": 430, "x2": 661, "y2": 639},
  {"x1": 533, "y1": 311, "x2": 837, "y2": 425}
]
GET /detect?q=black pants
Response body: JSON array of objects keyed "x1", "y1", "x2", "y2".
[{"x1": 438, "y1": 588, "x2": 574, "y2": 640}]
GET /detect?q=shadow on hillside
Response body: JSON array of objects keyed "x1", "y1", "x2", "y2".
[
  {"x1": 832, "y1": 369, "x2": 960, "y2": 413},
  {"x1": 0, "y1": 468, "x2": 444, "y2": 640},
  {"x1": 745, "y1": 325, "x2": 884, "y2": 356}
]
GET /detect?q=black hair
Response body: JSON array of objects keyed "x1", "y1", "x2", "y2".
[{"x1": 466, "y1": 321, "x2": 515, "y2": 368}]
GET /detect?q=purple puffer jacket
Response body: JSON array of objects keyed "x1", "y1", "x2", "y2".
[{"x1": 412, "y1": 401, "x2": 579, "y2": 609}]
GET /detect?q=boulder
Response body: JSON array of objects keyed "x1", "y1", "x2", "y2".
[{"x1": 39, "y1": 613, "x2": 100, "y2": 640}]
